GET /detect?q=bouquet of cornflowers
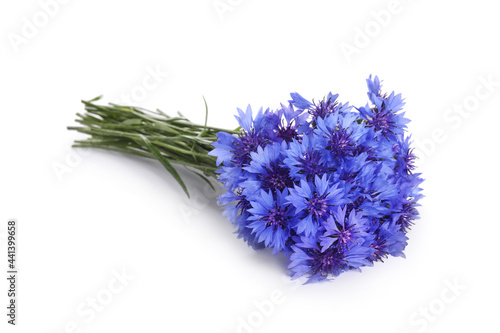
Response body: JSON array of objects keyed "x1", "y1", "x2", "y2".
[{"x1": 69, "y1": 76, "x2": 423, "y2": 283}]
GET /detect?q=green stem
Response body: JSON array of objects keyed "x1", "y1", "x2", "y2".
[{"x1": 68, "y1": 97, "x2": 236, "y2": 197}]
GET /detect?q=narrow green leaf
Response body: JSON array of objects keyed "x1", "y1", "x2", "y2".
[
  {"x1": 138, "y1": 135, "x2": 190, "y2": 198},
  {"x1": 121, "y1": 118, "x2": 143, "y2": 126}
]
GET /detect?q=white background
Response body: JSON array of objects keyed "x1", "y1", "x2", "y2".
[{"x1": 1, "y1": 1, "x2": 499, "y2": 332}]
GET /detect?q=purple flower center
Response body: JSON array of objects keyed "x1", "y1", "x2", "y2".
[
  {"x1": 327, "y1": 127, "x2": 356, "y2": 156},
  {"x1": 367, "y1": 107, "x2": 395, "y2": 135},
  {"x1": 263, "y1": 207, "x2": 288, "y2": 231},
  {"x1": 261, "y1": 163, "x2": 293, "y2": 192},
  {"x1": 277, "y1": 123, "x2": 299, "y2": 143},
  {"x1": 336, "y1": 227, "x2": 353, "y2": 246},
  {"x1": 299, "y1": 150, "x2": 326, "y2": 181},
  {"x1": 307, "y1": 195, "x2": 328, "y2": 220},
  {"x1": 311, "y1": 97, "x2": 339, "y2": 119},
  {"x1": 309, "y1": 247, "x2": 346, "y2": 277},
  {"x1": 232, "y1": 131, "x2": 268, "y2": 166}
]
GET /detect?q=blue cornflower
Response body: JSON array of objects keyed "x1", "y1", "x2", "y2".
[
  {"x1": 289, "y1": 92, "x2": 352, "y2": 122},
  {"x1": 210, "y1": 132, "x2": 238, "y2": 167},
  {"x1": 242, "y1": 142, "x2": 293, "y2": 198},
  {"x1": 288, "y1": 241, "x2": 347, "y2": 282},
  {"x1": 395, "y1": 135, "x2": 417, "y2": 177},
  {"x1": 392, "y1": 175, "x2": 424, "y2": 232},
  {"x1": 267, "y1": 103, "x2": 308, "y2": 143},
  {"x1": 209, "y1": 105, "x2": 273, "y2": 168},
  {"x1": 309, "y1": 93, "x2": 342, "y2": 119},
  {"x1": 394, "y1": 202, "x2": 419, "y2": 233},
  {"x1": 319, "y1": 206, "x2": 370, "y2": 252},
  {"x1": 288, "y1": 235, "x2": 374, "y2": 283},
  {"x1": 283, "y1": 134, "x2": 329, "y2": 182},
  {"x1": 286, "y1": 174, "x2": 345, "y2": 237},
  {"x1": 315, "y1": 112, "x2": 368, "y2": 161},
  {"x1": 231, "y1": 112, "x2": 270, "y2": 166},
  {"x1": 358, "y1": 75, "x2": 410, "y2": 140},
  {"x1": 219, "y1": 190, "x2": 265, "y2": 250},
  {"x1": 247, "y1": 189, "x2": 295, "y2": 254},
  {"x1": 368, "y1": 221, "x2": 408, "y2": 263}
]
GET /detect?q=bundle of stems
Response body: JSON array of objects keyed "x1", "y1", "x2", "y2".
[{"x1": 68, "y1": 97, "x2": 238, "y2": 197}]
